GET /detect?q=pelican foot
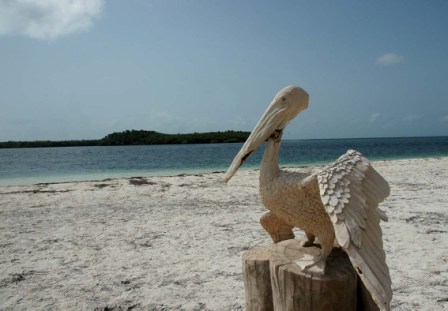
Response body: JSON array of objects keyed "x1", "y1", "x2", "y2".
[{"x1": 295, "y1": 254, "x2": 326, "y2": 275}]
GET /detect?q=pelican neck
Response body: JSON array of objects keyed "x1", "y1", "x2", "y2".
[{"x1": 260, "y1": 138, "x2": 281, "y2": 181}]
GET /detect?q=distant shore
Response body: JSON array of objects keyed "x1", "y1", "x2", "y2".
[
  {"x1": 1, "y1": 157, "x2": 447, "y2": 310},
  {"x1": 0, "y1": 130, "x2": 250, "y2": 148}
]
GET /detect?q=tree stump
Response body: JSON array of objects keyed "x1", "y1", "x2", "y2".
[
  {"x1": 243, "y1": 245, "x2": 274, "y2": 310},
  {"x1": 243, "y1": 238, "x2": 378, "y2": 311}
]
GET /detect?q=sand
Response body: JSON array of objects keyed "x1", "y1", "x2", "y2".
[{"x1": 0, "y1": 157, "x2": 447, "y2": 310}]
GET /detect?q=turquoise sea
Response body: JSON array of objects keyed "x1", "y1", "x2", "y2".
[{"x1": 0, "y1": 136, "x2": 447, "y2": 186}]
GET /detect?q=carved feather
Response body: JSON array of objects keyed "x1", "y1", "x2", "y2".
[{"x1": 317, "y1": 150, "x2": 392, "y2": 310}]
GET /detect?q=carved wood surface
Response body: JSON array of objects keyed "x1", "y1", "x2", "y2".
[
  {"x1": 243, "y1": 239, "x2": 380, "y2": 311},
  {"x1": 242, "y1": 246, "x2": 273, "y2": 310},
  {"x1": 226, "y1": 86, "x2": 392, "y2": 310}
]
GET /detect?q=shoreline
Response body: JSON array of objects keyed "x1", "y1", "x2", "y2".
[
  {"x1": 1, "y1": 157, "x2": 447, "y2": 310},
  {"x1": 1, "y1": 154, "x2": 447, "y2": 187}
]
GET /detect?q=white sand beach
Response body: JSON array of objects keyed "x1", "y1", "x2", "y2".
[{"x1": 0, "y1": 157, "x2": 447, "y2": 310}]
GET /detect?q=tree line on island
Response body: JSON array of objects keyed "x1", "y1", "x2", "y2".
[{"x1": 0, "y1": 130, "x2": 251, "y2": 148}]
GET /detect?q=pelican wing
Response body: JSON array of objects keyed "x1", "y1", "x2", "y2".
[{"x1": 317, "y1": 150, "x2": 392, "y2": 310}]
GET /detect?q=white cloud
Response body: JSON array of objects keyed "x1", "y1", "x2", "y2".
[
  {"x1": 0, "y1": 0, "x2": 104, "y2": 40},
  {"x1": 369, "y1": 112, "x2": 380, "y2": 123},
  {"x1": 375, "y1": 53, "x2": 404, "y2": 66}
]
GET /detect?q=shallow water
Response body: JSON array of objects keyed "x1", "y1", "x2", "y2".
[{"x1": 0, "y1": 136, "x2": 447, "y2": 185}]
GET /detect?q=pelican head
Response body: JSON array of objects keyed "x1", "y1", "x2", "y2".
[{"x1": 224, "y1": 85, "x2": 309, "y2": 182}]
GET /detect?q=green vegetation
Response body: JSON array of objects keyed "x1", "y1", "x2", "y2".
[
  {"x1": 0, "y1": 130, "x2": 250, "y2": 148},
  {"x1": 0, "y1": 140, "x2": 99, "y2": 148}
]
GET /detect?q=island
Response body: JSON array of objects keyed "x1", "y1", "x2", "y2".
[{"x1": 0, "y1": 130, "x2": 250, "y2": 148}]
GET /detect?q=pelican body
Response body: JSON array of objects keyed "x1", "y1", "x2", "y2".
[{"x1": 224, "y1": 86, "x2": 392, "y2": 310}]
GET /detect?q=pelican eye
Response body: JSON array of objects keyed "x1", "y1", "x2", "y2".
[
  {"x1": 269, "y1": 129, "x2": 283, "y2": 140},
  {"x1": 281, "y1": 96, "x2": 286, "y2": 101}
]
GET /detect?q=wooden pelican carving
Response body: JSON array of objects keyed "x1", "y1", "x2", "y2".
[{"x1": 224, "y1": 86, "x2": 392, "y2": 310}]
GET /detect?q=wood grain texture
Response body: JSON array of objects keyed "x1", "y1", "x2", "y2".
[
  {"x1": 243, "y1": 246, "x2": 273, "y2": 311},
  {"x1": 269, "y1": 239, "x2": 357, "y2": 311},
  {"x1": 243, "y1": 239, "x2": 381, "y2": 311}
]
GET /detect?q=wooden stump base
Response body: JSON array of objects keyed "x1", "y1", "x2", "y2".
[{"x1": 242, "y1": 238, "x2": 378, "y2": 311}]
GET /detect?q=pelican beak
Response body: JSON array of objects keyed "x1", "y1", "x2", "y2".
[{"x1": 224, "y1": 86, "x2": 309, "y2": 182}]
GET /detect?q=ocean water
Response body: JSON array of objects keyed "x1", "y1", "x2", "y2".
[{"x1": 0, "y1": 136, "x2": 447, "y2": 186}]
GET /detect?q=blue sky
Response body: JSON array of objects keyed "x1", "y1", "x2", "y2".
[{"x1": 0, "y1": 0, "x2": 447, "y2": 141}]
